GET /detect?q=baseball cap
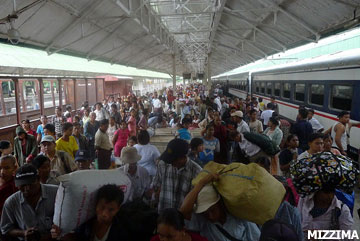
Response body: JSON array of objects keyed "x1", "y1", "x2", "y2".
[
  {"x1": 15, "y1": 164, "x2": 38, "y2": 187},
  {"x1": 75, "y1": 150, "x2": 90, "y2": 162},
  {"x1": 194, "y1": 184, "x2": 220, "y2": 213},
  {"x1": 40, "y1": 135, "x2": 55, "y2": 143},
  {"x1": 231, "y1": 111, "x2": 243, "y2": 118},
  {"x1": 160, "y1": 139, "x2": 189, "y2": 164}
]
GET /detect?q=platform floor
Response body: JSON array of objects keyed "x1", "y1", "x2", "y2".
[{"x1": 150, "y1": 128, "x2": 360, "y2": 232}]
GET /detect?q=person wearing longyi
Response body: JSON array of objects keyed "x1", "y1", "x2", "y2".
[{"x1": 0, "y1": 164, "x2": 58, "y2": 241}]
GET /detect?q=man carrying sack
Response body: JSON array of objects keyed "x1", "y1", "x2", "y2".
[{"x1": 180, "y1": 173, "x2": 260, "y2": 241}]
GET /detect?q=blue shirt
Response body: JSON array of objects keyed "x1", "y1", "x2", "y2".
[
  {"x1": 187, "y1": 212, "x2": 260, "y2": 241},
  {"x1": 37, "y1": 124, "x2": 45, "y2": 138},
  {"x1": 290, "y1": 120, "x2": 313, "y2": 150},
  {"x1": 177, "y1": 128, "x2": 192, "y2": 142},
  {"x1": 199, "y1": 137, "x2": 220, "y2": 165}
]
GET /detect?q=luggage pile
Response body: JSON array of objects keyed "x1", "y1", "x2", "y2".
[{"x1": 290, "y1": 152, "x2": 359, "y2": 196}]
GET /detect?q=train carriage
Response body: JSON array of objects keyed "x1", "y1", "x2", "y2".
[{"x1": 221, "y1": 49, "x2": 360, "y2": 154}]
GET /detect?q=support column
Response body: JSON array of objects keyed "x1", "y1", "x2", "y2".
[
  {"x1": 51, "y1": 80, "x2": 55, "y2": 107},
  {"x1": 58, "y1": 78, "x2": 62, "y2": 108},
  {"x1": 13, "y1": 78, "x2": 21, "y2": 124},
  {"x1": 85, "y1": 78, "x2": 89, "y2": 102},
  {"x1": 0, "y1": 81, "x2": 6, "y2": 115},
  {"x1": 207, "y1": 53, "x2": 212, "y2": 86},
  {"x1": 73, "y1": 79, "x2": 77, "y2": 110},
  {"x1": 172, "y1": 54, "x2": 176, "y2": 90},
  {"x1": 38, "y1": 78, "x2": 45, "y2": 115}
]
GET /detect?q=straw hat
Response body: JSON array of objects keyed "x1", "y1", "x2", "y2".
[{"x1": 120, "y1": 147, "x2": 141, "y2": 164}]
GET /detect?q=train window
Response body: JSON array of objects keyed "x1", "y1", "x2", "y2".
[
  {"x1": 309, "y1": 84, "x2": 324, "y2": 106},
  {"x1": 0, "y1": 80, "x2": 16, "y2": 115},
  {"x1": 267, "y1": 83, "x2": 272, "y2": 95},
  {"x1": 274, "y1": 83, "x2": 280, "y2": 97},
  {"x1": 21, "y1": 80, "x2": 40, "y2": 112},
  {"x1": 295, "y1": 84, "x2": 305, "y2": 102},
  {"x1": 331, "y1": 85, "x2": 353, "y2": 111},
  {"x1": 260, "y1": 82, "x2": 265, "y2": 94},
  {"x1": 255, "y1": 82, "x2": 260, "y2": 93},
  {"x1": 43, "y1": 80, "x2": 55, "y2": 108},
  {"x1": 282, "y1": 83, "x2": 291, "y2": 99}
]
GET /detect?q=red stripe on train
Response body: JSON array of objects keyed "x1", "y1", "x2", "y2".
[{"x1": 230, "y1": 89, "x2": 339, "y2": 121}]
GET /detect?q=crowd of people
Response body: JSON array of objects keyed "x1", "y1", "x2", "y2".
[{"x1": 0, "y1": 83, "x2": 359, "y2": 241}]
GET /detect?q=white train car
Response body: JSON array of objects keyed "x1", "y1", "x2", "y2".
[{"x1": 223, "y1": 49, "x2": 360, "y2": 154}]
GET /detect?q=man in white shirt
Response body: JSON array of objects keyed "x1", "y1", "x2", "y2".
[
  {"x1": 307, "y1": 109, "x2": 324, "y2": 133},
  {"x1": 231, "y1": 111, "x2": 250, "y2": 134},
  {"x1": 152, "y1": 92, "x2": 162, "y2": 113},
  {"x1": 260, "y1": 103, "x2": 274, "y2": 128},
  {"x1": 214, "y1": 95, "x2": 222, "y2": 112},
  {"x1": 119, "y1": 146, "x2": 151, "y2": 200}
]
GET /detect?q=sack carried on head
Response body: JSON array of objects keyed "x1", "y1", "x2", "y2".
[
  {"x1": 53, "y1": 170, "x2": 132, "y2": 235},
  {"x1": 192, "y1": 161, "x2": 285, "y2": 225}
]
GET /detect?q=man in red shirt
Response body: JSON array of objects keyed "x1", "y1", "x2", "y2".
[{"x1": 0, "y1": 155, "x2": 17, "y2": 218}]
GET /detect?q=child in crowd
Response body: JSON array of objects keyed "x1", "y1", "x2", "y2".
[
  {"x1": 128, "y1": 109, "x2": 137, "y2": 137},
  {"x1": 107, "y1": 116, "x2": 117, "y2": 147},
  {"x1": 323, "y1": 134, "x2": 341, "y2": 155},
  {"x1": 113, "y1": 121, "x2": 130, "y2": 157},
  {"x1": 279, "y1": 134, "x2": 301, "y2": 177},
  {"x1": 36, "y1": 115, "x2": 48, "y2": 143},
  {"x1": 199, "y1": 123, "x2": 220, "y2": 165},
  {"x1": 56, "y1": 122, "x2": 79, "y2": 159},
  {"x1": 187, "y1": 138, "x2": 204, "y2": 167},
  {"x1": 0, "y1": 141, "x2": 12, "y2": 157},
  {"x1": 192, "y1": 114, "x2": 200, "y2": 128},
  {"x1": 127, "y1": 136, "x2": 138, "y2": 147},
  {"x1": 176, "y1": 118, "x2": 192, "y2": 143}
]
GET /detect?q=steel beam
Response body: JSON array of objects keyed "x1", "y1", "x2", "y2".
[
  {"x1": 256, "y1": 0, "x2": 320, "y2": 40},
  {"x1": 85, "y1": 18, "x2": 129, "y2": 59},
  {"x1": 224, "y1": 8, "x2": 286, "y2": 50},
  {"x1": 45, "y1": 0, "x2": 104, "y2": 53}
]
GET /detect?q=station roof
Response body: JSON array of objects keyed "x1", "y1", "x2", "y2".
[
  {"x1": 0, "y1": 42, "x2": 171, "y2": 79},
  {"x1": 0, "y1": 0, "x2": 359, "y2": 76}
]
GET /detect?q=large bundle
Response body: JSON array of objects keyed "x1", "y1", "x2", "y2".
[
  {"x1": 290, "y1": 152, "x2": 359, "y2": 196},
  {"x1": 53, "y1": 170, "x2": 132, "y2": 234},
  {"x1": 192, "y1": 161, "x2": 285, "y2": 225},
  {"x1": 243, "y1": 132, "x2": 280, "y2": 156}
]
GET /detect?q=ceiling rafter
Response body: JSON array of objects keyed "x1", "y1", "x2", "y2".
[{"x1": 45, "y1": 0, "x2": 104, "y2": 54}]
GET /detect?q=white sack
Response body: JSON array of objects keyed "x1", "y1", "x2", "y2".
[{"x1": 53, "y1": 169, "x2": 132, "y2": 234}]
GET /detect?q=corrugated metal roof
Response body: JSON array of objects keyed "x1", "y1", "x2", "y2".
[{"x1": 0, "y1": 0, "x2": 359, "y2": 76}]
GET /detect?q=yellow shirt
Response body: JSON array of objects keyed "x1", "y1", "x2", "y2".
[{"x1": 56, "y1": 136, "x2": 79, "y2": 159}]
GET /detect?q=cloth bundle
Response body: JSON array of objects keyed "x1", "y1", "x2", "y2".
[{"x1": 290, "y1": 152, "x2": 359, "y2": 196}]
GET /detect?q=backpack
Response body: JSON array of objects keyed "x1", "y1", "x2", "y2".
[
  {"x1": 335, "y1": 189, "x2": 355, "y2": 216},
  {"x1": 243, "y1": 132, "x2": 280, "y2": 156}
]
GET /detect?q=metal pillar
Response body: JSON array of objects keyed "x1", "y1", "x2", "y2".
[
  {"x1": 13, "y1": 78, "x2": 21, "y2": 124},
  {"x1": 58, "y1": 78, "x2": 63, "y2": 108},
  {"x1": 207, "y1": 53, "x2": 212, "y2": 85},
  {"x1": 172, "y1": 54, "x2": 176, "y2": 90},
  {"x1": 38, "y1": 78, "x2": 45, "y2": 115}
]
